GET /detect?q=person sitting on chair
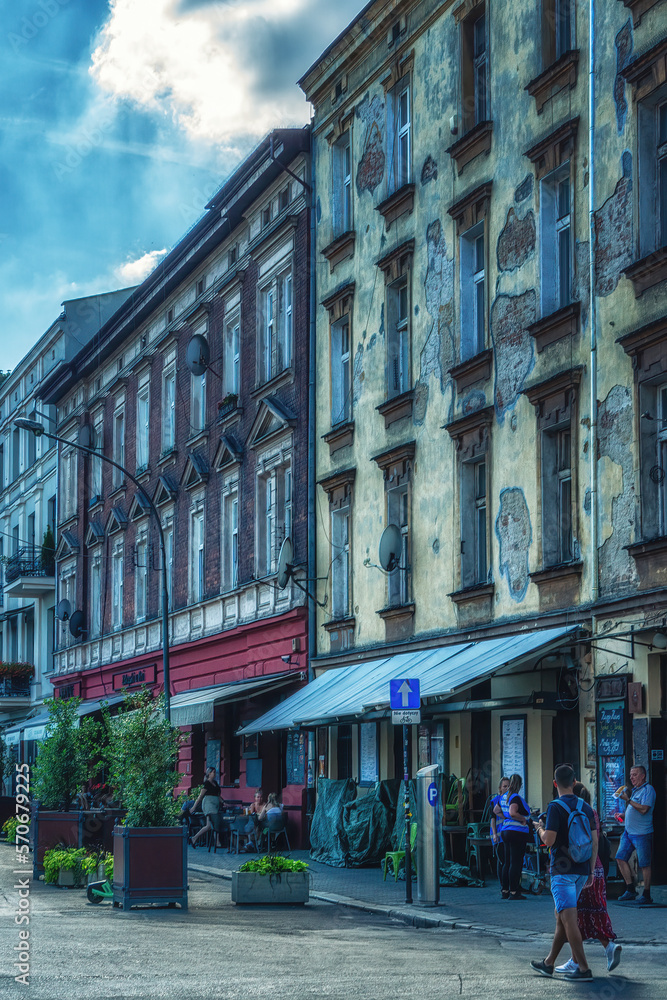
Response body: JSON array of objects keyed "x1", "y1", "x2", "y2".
[{"x1": 246, "y1": 793, "x2": 282, "y2": 852}]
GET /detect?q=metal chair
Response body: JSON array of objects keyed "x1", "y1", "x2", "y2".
[
  {"x1": 382, "y1": 823, "x2": 418, "y2": 881},
  {"x1": 265, "y1": 813, "x2": 291, "y2": 854},
  {"x1": 229, "y1": 815, "x2": 253, "y2": 854},
  {"x1": 207, "y1": 813, "x2": 226, "y2": 853}
]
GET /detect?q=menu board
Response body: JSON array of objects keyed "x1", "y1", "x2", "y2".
[
  {"x1": 359, "y1": 723, "x2": 378, "y2": 786},
  {"x1": 286, "y1": 730, "x2": 306, "y2": 785},
  {"x1": 633, "y1": 717, "x2": 649, "y2": 774},
  {"x1": 501, "y1": 716, "x2": 526, "y2": 793},
  {"x1": 597, "y1": 703, "x2": 624, "y2": 756},
  {"x1": 600, "y1": 755, "x2": 626, "y2": 823}
]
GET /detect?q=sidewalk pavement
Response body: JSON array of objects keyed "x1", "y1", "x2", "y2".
[{"x1": 188, "y1": 845, "x2": 667, "y2": 947}]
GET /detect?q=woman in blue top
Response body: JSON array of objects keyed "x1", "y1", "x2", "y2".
[
  {"x1": 495, "y1": 773, "x2": 531, "y2": 899},
  {"x1": 490, "y1": 776, "x2": 510, "y2": 886}
]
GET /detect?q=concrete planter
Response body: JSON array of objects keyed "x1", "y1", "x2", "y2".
[
  {"x1": 112, "y1": 826, "x2": 188, "y2": 911},
  {"x1": 57, "y1": 868, "x2": 84, "y2": 888},
  {"x1": 231, "y1": 870, "x2": 309, "y2": 905},
  {"x1": 87, "y1": 863, "x2": 107, "y2": 885}
]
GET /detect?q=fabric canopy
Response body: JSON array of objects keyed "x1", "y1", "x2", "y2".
[
  {"x1": 238, "y1": 625, "x2": 579, "y2": 735},
  {"x1": 169, "y1": 671, "x2": 302, "y2": 727},
  {"x1": 2, "y1": 694, "x2": 125, "y2": 742}
]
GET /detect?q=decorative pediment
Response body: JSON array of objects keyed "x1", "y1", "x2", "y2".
[
  {"x1": 55, "y1": 530, "x2": 79, "y2": 560},
  {"x1": 105, "y1": 506, "x2": 128, "y2": 535},
  {"x1": 129, "y1": 491, "x2": 152, "y2": 521},
  {"x1": 181, "y1": 451, "x2": 209, "y2": 490},
  {"x1": 153, "y1": 475, "x2": 178, "y2": 507},
  {"x1": 84, "y1": 522, "x2": 104, "y2": 548},
  {"x1": 213, "y1": 434, "x2": 243, "y2": 471},
  {"x1": 246, "y1": 397, "x2": 296, "y2": 449}
]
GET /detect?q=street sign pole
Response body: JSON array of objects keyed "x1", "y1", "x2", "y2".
[{"x1": 403, "y1": 723, "x2": 412, "y2": 905}]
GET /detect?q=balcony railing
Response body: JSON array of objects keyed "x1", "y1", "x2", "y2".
[
  {"x1": 0, "y1": 676, "x2": 31, "y2": 698},
  {"x1": 5, "y1": 547, "x2": 55, "y2": 584}
]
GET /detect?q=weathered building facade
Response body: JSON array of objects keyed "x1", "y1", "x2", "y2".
[
  {"x1": 294, "y1": 0, "x2": 667, "y2": 866},
  {"x1": 39, "y1": 129, "x2": 313, "y2": 840}
]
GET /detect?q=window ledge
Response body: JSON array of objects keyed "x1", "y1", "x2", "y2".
[
  {"x1": 251, "y1": 367, "x2": 294, "y2": 399},
  {"x1": 57, "y1": 513, "x2": 78, "y2": 531},
  {"x1": 623, "y1": 0, "x2": 662, "y2": 26},
  {"x1": 375, "y1": 183, "x2": 415, "y2": 230},
  {"x1": 135, "y1": 466, "x2": 150, "y2": 484},
  {"x1": 377, "y1": 603, "x2": 415, "y2": 641},
  {"x1": 377, "y1": 602, "x2": 415, "y2": 620},
  {"x1": 448, "y1": 582, "x2": 494, "y2": 603},
  {"x1": 626, "y1": 536, "x2": 667, "y2": 591},
  {"x1": 623, "y1": 247, "x2": 667, "y2": 297},
  {"x1": 525, "y1": 50, "x2": 580, "y2": 114},
  {"x1": 186, "y1": 430, "x2": 209, "y2": 450},
  {"x1": 445, "y1": 121, "x2": 493, "y2": 174},
  {"x1": 323, "y1": 421, "x2": 354, "y2": 456},
  {"x1": 448, "y1": 349, "x2": 493, "y2": 391},
  {"x1": 217, "y1": 404, "x2": 242, "y2": 428},
  {"x1": 88, "y1": 495, "x2": 103, "y2": 512},
  {"x1": 528, "y1": 301, "x2": 580, "y2": 353},
  {"x1": 108, "y1": 484, "x2": 127, "y2": 500},
  {"x1": 376, "y1": 389, "x2": 414, "y2": 428},
  {"x1": 529, "y1": 561, "x2": 583, "y2": 584},
  {"x1": 529, "y1": 561, "x2": 583, "y2": 611},
  {"x1": 321, "y1": 231, "x2": 356, "y2": 272},
  {"x1": 448, "y1": 583, "x2": 494, "y2": 626},
  {"x1": 322, "y1": 616, "x2": 355, "y2": 633},
  {"x1": 158, "y1": 448, "x2": 178, "y2": 468}
]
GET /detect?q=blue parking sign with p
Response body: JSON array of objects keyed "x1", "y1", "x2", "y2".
[{"x1": 427, "y1": 782, "x2": 438, "y2": 807}]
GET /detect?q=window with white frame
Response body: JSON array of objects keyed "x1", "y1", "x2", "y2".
[
  {"x1": 540, "y1": 165, "x2": 571, "y2": 316},
  {"x1": 331, "y1": 504, "x2": 351, "y2": 619},
  {"x1": 638, "y1": 91, "x2": 667, "y2": 259},
  {"x1": 387, "y1": 277, "x2": 410, "y2": 397},
  {"x1": 91, "y1": 412, "x2": 103, "y2": 499},
  {"x1": 460, "y1": 5, "x2": 488, "y2": 132},
  {"x1": 135, "y1": 530, "x2": 148, "y2": 621},
  {"x1": 190, "y1": 501, "x2": 205, "y2": 603},
  {"x1": 191, "y1": 369, "x2": 206, "y2": 433},
  {"x1": 221, "y1": 480, "x2": 239, "y2": 591},
  {"x1": 259, "y1": 265, "x2": 292, "y2": 384},
  {"x1": 388, "y1": 78, "x2": 411, "y2": 193},
  {"x1": 112, "y1": 407, "x2": 125, "y2": 488},
  {"x1": 387, "y1": 481, "x2": 409, "y2": 607},
  {"x1": 333, "y1": 130, "x2": 352, "y2": 235},
  {"x1": 136, "y1": 384, "x2": 150, "y2": 471},
  {"x1": 161, "y1": 364, "x2": 176, "y2": 454},
  {"x1": 90, "y1": 553, "x2": 102, "y2": 638},
  {"x1": 161, "y1": 514, "x2": 174, "y2": 611},
  {"x1": 224, "y1": 310, "x2": 241, "y2": 397},
  {"x1": 59, "y1": 562, "x2": 76, "y2": 646},
  {"x1": 257, "y1": 460, "x2": 291, "y2": 577},
  {"x1": 460, "y1": 223, "x2": 486, "y2": 360},
  {"x1": 111, "y1": 542, "x2": 124, "y2": 629},
  {"x1": 331, "y1": 317, "x2": 351, "y2": 426},
  {"x1": 541, "y1": 0, "x2": 573, "y2": 67},
  {"x1": 461, "y1": 458, "x2": 488, "y2": 586},
  {"x1": 61, "y1": 448, "x2": 77, "y2": 520}
]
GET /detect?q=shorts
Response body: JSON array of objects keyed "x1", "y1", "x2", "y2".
[
  {"x1": 551, "y1": 873, "x2": 588, "y2": 913},
  {"x1": 202, "y1": 795, "x2": 220, "y2": 817},
  {"x1": 615, "y1": 831, "x2": 652, "y2": 869}
]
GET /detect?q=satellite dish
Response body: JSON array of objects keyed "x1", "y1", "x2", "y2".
[
  {"x1": 379, "y1": 524, "x2": 403, "y2": 572},
  {"x1": 68, "y1": 610, "x2": 85, "y2": 639},
  {"x1": 186, "y1": 334, "x2": 210, "y2": 376},
  {"x1": 56, "y1": 599, "x2": 71, "y2": 622},
  {"x1": 78, "y1": 424, "x2": 95, "y2": 449},
  {"x1": 277, "y1": 537, "x2": 294, "y2": 590}
]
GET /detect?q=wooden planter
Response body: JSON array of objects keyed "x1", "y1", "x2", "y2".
[
  {"x1": 32, "y1": 809, "x2": 83, "y2": 878},
  {"x1": 231, "y1": 870, "x2": 309, "y2": 905},
  {"x1": 112, "y1": 826, "x2": 188, "y2": 911}
]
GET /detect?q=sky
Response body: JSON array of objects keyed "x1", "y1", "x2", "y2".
[{"x1": 0, "y1": 0, "x2": 364, "y2": 370}]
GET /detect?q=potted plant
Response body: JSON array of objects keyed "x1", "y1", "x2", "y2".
[
  {"x1": 31, "y1": 697, "x2": 101, "y2": 877},
  {"x1": 43, "y1": 846, "x2": 88, "y2": 887},
  {"x1": 231, "y1": 854, "x2": 310, "y2": 905},
  {"x1": 217, "y1": 392, "x2": 238, "y2": 418},
  {"x1": 81, "y1": 850, "x2": 113, "y2": 884},
  {"x1": 40, "y1": 525, "x2": 55, "y2": 575},
  {"x1": 104, "y1": 688, "x2": 188, "y2": 911},
  {"x1": 2, "y1": 816, "x2": 19, "y2": 844}
]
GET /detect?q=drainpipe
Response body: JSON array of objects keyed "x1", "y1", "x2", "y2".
[
  {"x1": 307, "y1": 125, "x2": 317, "y2": 686},
  {"x1": 588, "y1": 0, "x2": 599, "y2": 608}
]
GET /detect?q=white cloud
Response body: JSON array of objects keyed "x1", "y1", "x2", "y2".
[
  {"x1": 114, "y1": 249, "x2": 168, "y2": 283},
  {"x1": 89, "y1": 0, "x2": 312, "y2": 146}
]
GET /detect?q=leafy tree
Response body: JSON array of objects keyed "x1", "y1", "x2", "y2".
[
  {"x1": 41, "y1": 526, "x2": 55, "y2": 575},
  {"x1": 32, "y1": 698, "x2": 101, "y2": 811},
  {"x1": 103, "y1": 688, "x2": 184, "y2": 828}
]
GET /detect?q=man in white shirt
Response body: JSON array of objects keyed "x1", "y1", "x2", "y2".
[{"x1": 615, "y1": 764, "x2": 656, "y2": 905}]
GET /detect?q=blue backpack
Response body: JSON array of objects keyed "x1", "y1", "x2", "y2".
[{"x1": 554, "y1": 797, "x2": 593, "y2": 863}]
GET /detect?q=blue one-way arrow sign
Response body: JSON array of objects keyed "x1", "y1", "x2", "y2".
[{"x1": 390, "y1": 678, "x2": 420, "y2": 710}]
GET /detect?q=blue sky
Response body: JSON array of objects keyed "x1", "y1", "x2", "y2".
[{"x1": 0, "y1": 0, "x2": 362, "y2": 370}]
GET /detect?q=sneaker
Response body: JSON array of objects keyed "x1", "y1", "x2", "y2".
[
  {"x1": 618, "y1": 889, "x2": 637, "y2": 901},
  {"x1": 555, "y1": 959, "x2": 579, "y2": 974},
  {"x1": 637, "y1": 895, "x2": 653, "y2": 905},
  {"x1": 530, "y1": 960, "x2": 554, "y2": 978},
  {"x1": 563, "y1": 968, "x2": 593, "y2": 982},
  {"x1": 606, "y1": 944, "x2": 622, "y2": 972}
]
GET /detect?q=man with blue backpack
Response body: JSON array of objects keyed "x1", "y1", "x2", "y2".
[{"x1": 530, "y1": 763, "x2": 598, "y2": 982}]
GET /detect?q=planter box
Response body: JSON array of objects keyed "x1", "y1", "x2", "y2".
[
  {"x1": 112, "y1": 826, "x2": 187, "y2": 911},
  {"x1": 87, "y1": 863, "x2": 107, "y2": 884},
  {"x1": 57, "y1": 868, "x2": 84, "y2": 888},
  {"x1": 33, "y1": 808, "x2": 83, "y2": 878},
  {"x1": 231, "y1": 870, "x2": 309, "y2": 905}
]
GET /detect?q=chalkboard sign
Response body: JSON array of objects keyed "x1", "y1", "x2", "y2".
[
  {"x1": 286, "y1": 730, "x2": 306, "y2": 785},
  {"x1": 597, "y1": 702, "x2": 624, "y2": 756},
  {"x1": 633, "y1": 717, "x2": 649, "y2": 774}
]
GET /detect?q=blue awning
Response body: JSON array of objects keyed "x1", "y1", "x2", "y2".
[
  {"x1": 238, "y1": 625, "x2": 580, "y2": 735},
  {"x1": 1, "y1": 694, "x2": 125, "y2": 741}
]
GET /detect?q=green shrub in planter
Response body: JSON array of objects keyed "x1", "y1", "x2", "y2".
[
  {"x1": 2, "y1": 817, "x2": 19, "y2": 844},
  {"x1": 233, "y1": 855, "x2": 310, "y2": 905},
  {"x1": 43, "y1": 847, "x2": 88, "y2": 886},
  {"x1": 80, "y1": 851, "x2": 113, "y2": 882},
  {"x1": 238, "y1": 855, "x2": 308, "y2": 874}
]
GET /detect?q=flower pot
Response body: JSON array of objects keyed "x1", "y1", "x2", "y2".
[
  {"x1": 112, "y1": 826, "x2": 188, "y2": 911},
  {"x1": 58, "y1": 868, "x2": 84, "y2": 888},
  {"x1": 87, "y1": 863, "x2": 107, "y2": 884},
  {"x1": 231, "y1": 870, "x2": 309, "y2": 905}
]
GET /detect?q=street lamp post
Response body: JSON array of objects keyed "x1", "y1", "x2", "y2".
[{"x1": 15, "y1": 418, "x2": 172, "y2": 721}]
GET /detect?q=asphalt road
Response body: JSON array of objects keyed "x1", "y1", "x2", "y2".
[{"x1": 0, "y1": 851, "x2": 664, "y2": 1000}]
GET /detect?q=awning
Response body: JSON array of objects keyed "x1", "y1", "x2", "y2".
[
  {"x1": 4, "y1": 731, "x2": 20, "y2": 746},
  {"x1": 170, "y1": 671, "x2": 304, "y2": 727},
  {"x1": 238, "y1": 625, "x2": 580, "y2": 735},
  {"x1": 1, "y1": 695, "x2": 125, "y2": 742}
]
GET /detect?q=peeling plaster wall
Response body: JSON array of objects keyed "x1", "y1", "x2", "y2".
[
  {"x1": 355, "y1": 93, "x2": 385, "y2": 196},
  {"x1": 491, "y1": 290, "x2": 536, "y2": 422},
  {"x1": 594, "y1": 153, "x2": 633, "y2": 297},
  {"x1": 597, "y1": 384, "x2": 638, "y2": 595},
  {"x1": 414, "y1": 219, "x2": 454, "y2": 425},
  {"x1": 497, "y1": 208, "x2": 536, "y2": 272},
  {"x1": 496, "y1": 488, "x2": 532, "y2": 602}
]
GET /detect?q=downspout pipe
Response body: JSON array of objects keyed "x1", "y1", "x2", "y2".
[
  {"x1": 307, "y1": 124, "x2": 317, "y2": 685},
  {"x1": 588, "y1": 0, "x2": 599, "y2": 608}
]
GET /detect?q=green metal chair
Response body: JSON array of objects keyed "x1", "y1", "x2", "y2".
[{"x1": 382, "y1": 822, "x2": 418, "y2": 882}]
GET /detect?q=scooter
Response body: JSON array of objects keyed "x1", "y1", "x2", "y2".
[{"x1": 86, "y1": 879, "x2": 113, "y2": 904}]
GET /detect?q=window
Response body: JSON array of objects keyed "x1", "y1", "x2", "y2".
[
  {"x1": 190, "y1": 505, "x2": 205, "y2": 603},
  {"x1": 0, "y1": 444, "x2": 3, "y2": 489},
  {"x1": 111, "y1": 544, "x2": 124, "y2": 629},
  {"x1": 460, "y1": 224, "x2": 486, "y2": 359},
  {"x1": 113, "y1": 408, "x2": 125, "y2": 488},
  {"x1": 90, "y1": 554, "x2": 102, "y2": 638},
  {"x1": 162, "y1": 365, "x2": 176, "y2": 453},
  {"x1": 27, "y1": 427, "x2": 36, "y2": 468},
  {"x1": 259, "y1": 266, "x2": 292, "y2": 383},
  {"x1": 331, "y1": 318, "x2": 351, "y2": 426},
  {"x1": 389, "y1": 79, "x2": 411, "y2": 192},
  {"x1": 542, "y1": 0, "x2": 573, "y2": 67},
  {"x1": 540, "y1": 167, "x2": 571, "y2": 316},
  {"x1": 387, "y1": 278, "x2": 410, "y2": 397},
  {"x1": 191, "y1": 370, "x2": 206, "y2": 433},
  {"x1": 135, "y1": 533, "x2": 148, "y2": 621},
  {"x1": 12, "y1": 427, "x2": 20, "y2": 481},
  {"x1": 136, "y1": 385, "x2": 150, "y2": 471},
  {"x1": 638, "y1": 93, "x2": 667, "y2": 258},
  {"x1": 333, "y1": 131, "x2": 352, "y2": 234},
  {"x1": 461, "y1": 459, "x2": 488, "y2": 586},
  {"x1": 196, "y1": 277, "x2": 206, "y2": 297},
  {"x1": 91, "y1": 414, "x2": 103, "y2": 498},
  {"x1": 62, "y1": 449, "x2": 77, "y2": 519},
  {"x1": 461, "y1": 5, "x2": 488, "y2": 132},
  {"x1": 257, "y1": 462, "x2": 291, "y2": 577},
  {"x1": 387, "y1": 482, "x2": 409, "y2": 606},
  {"x1": 162, "y1": 517, "x2": 174, "y2": 611},
  {"x1": 224, "y1": 312, "x2": 240, "y2": 396},
  {"x1": 279, "y1": 185, "x2": 290, "y2": 212},
  {"x1": 222, "y1": 485, "x2": 239, "y2": 591},
  {"x1": 331, "y1": 504, "x2": 350, "y2": 619}
]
